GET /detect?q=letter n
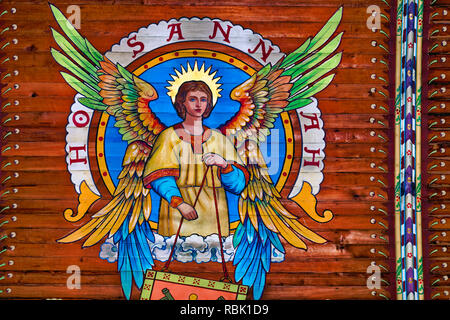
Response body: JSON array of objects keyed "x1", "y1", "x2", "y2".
[
  {"x1": 209, "y1": 21, "x2": 232, "y2": 43},
  {"x1": 248, "y1": 39, "x2": 274, "y2": 63}
]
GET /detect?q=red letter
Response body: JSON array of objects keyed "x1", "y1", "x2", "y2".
[
  {"x1": 300, "y1": 111, "x2": 320, "y2": 132},
  {"x1": 303, "y1": 147, "x2": 321, "y2": 167},
  {"x1": 72, "y1": 110, "x2": 90, "y2": 128},
  {"x1": 248, "y1": 39, "x2": 274, "y2": 63},
  {"x1": 167, "y1": 23, "x2": 185, "y2": 42},
  {"x1": 69, "y1": 145, "x2": 87, "y2": 165},
  {"x1": 209, "y1": 21, "x2": 232, "y2": 43},
  {"x1": 127, "y1": 35, "x2": 145, "y2": 58}
]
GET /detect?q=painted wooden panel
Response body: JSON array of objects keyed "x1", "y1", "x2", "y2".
[{"x1": 0, "y1": 0, "x2": 443, "y2": 302}]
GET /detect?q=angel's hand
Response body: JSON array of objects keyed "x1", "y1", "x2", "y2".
[
  {"x1": 202, "y1": 153, "x2": 227, "y2": 168},
  {"x1": 177, "y1": 202, "x2": 198, "y2": 221}
]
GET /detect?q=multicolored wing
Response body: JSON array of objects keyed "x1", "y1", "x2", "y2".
[
  {"x1": 220, "y1": 7, "x2": 343, "y2": 140},
  {"x1": 50, "y1": 4, "x2": 160, "y2": 298},
  {"x1": 58, "y1": 140, "x2": 155, "y2": 299},
  {"x1": 221, "y1": 8, "x2": 343, "y2": 299},
  {"x1": 50, "y1": 4, "x2": 165, "y2": 146},
  {"x1": 58, "y1": 141, "x2": 153, "y2": 246}
]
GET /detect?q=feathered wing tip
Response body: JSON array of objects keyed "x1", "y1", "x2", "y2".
[
  {"x1": 57, "y1": 141, "x2": 156, "y2": 299},
  {"x1": 233, "y1": 218, "x2": 283, "y2": 300},
  {"x1": 50, "y1": 3, "x2": 165, "y2": 146},
  {"x1": 233, "y1": 143, "x2": 329, "y2": 299},
  {"x1": 115, "y1": 215, "x2": 155, "y2": 300}
]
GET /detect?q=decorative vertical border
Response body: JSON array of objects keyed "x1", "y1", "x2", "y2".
[
  {"x1": 394, "y1": 0, "x2": 424, "y2": 300},
  {"x1": 0, "y1": 5, "x2": 18, "y2": 297},
  {"x1": 415, "y1": 0, "x2": 425, "y2": 300},
  {"x1": 394, "y1": 0, "x2": 403, "y2": 300}
]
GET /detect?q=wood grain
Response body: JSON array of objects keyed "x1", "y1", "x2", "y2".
[{"x1": 0, "y1": 0, "x2": 392, "y2": 300}]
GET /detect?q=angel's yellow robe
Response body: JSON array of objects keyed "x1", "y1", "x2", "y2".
[{"x1": 143, "y1": 123, "x2": 248, "y2": 237}]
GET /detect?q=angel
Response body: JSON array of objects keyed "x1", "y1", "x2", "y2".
[{"x1": 51, "y1": 4, "x2": 343, "y2": 300}]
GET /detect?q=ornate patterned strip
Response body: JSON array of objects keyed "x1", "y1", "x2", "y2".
[{"x1": 395, "y1": 0, "x2": 424, "y2": 300}]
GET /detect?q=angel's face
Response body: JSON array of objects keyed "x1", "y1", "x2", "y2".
[{"x1": 183, "y1": 90, "x2": 209, "y2": 118}]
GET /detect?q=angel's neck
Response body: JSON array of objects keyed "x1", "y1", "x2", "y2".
[{"x1": 182, "y1": 115, "x2": 203, "y2": 136}]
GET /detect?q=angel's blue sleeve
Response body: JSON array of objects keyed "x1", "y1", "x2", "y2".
[
  {"x1": 221, "y1": 165, "x2": 247, "y2": 194},
  {"x1": 150, "y1": 176, "x2": 182, "y2": 203}
]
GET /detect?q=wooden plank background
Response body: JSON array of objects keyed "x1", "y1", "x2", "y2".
[
  {"x1": 422, "y1": 0, "x2": 450, "y2": 300},
  {"x1": 0, "y1": 0, "x2": 394, "y2": 300}
]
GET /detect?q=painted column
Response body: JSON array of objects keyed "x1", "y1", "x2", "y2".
[{"x1": 394, "y1": 0, "x2": 424, "y2": 300}]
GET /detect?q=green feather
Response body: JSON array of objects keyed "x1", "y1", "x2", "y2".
[
  {"x1": 283, "y1": 98, "x2": 313, "y2": 111},
  {"x1": 307, "y1": 7, "x2": 343, "y2": 53},
  {"x1": 122, "y1": 130, "x2": 138, "y2": 141},
  {"x1": 114, "y1": 121, "x2": 128, "y2": 129},
  {"x1": 233, "y1": 222, "x2": 245, "y2": 248},
  {"x1": 257, "y1": 63, "x2": 272, "y2": 78},
  {"x1": 289, "y1": 52, "x2": 342, "y2": 97},
  {"x1": 50, "y1": 4, "x2": 101, "y2": 66},
  {"x1": 78, "y1": 97, "x2": 107, "y2": 111},
  {"x1": 117, "y1": 64, "x2": 134, "y2": 83},
  {"x1": 279, "y1": 7, "x2": 342, "y2": 69},
  {"x1": 282, "y1": 32, "x2": 343, "y2": 79},
  {"x1": 51, "y1": 28, "x2": 98, "y2": 76},
  {"x1": 295, "y1": 74, "x2": 335, "y2": 99},
  {"x1": 85, "y1": 39, "x2": 104, "y2": 64},
  {"x1": 279, "y1": 39, "x2": 311, "y2": 69},
  {"x1": 51, "y1": 48, "x2": 101, "y2": 91},
  {"x1": 122, "y1": 89, "x2": 139, "y2": 98},
  {"x1": 61, "y1": 72, "x2": 102, "y2": 101}
]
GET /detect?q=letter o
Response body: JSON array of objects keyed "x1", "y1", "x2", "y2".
[{"x1": 72, "y1": 110, "x2": 90, "y2": 128}]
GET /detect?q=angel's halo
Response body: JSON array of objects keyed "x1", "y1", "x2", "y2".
[{"x1": 166, "y1": 60, "x2": 223, "y2": 106}]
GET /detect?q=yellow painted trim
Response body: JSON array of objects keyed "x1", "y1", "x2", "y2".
[
  {"x1": 275, "y1": 112, "x2": 294, "y2": 193},
  {"x1": 97, "y1": 112, "x2": 116, "y2": 195}
]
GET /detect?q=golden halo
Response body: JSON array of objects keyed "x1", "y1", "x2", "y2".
[{"x1": 166, "y1": 60, "x2": 222, "y2": 105}]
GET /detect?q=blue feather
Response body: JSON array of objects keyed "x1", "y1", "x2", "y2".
[
  {"x1": 233, "y1": 240, "x2": 247, "y2": 266},
  {"x1": 235, "y1": 235, "x2": 259, "y2": 282},
  {"x1": 127, "y1": 233, "x2": 144, "y2": 288},
  {"x1": 234, "y1": 238, "x2": 256, "y2": 281},
  {"x1": 261, "y1": 241, "x2": 271, "y2": 272},
  {"x1": 258, "y1": 220, "x2": 268, "y2": 245},
  {"x1": 233, "y1": 216, "x2": 284, "y2": 300},
  {"x1": 233, "y1": 225, "x2": 249, "y2": 266},
  {"x1": 119, "y1": 244, "x2": 132, "y2": 300},
  {"x1": 117, "y1": 239, "x2": 126, "y2": 270},
  {"x1": 267, "y1": 229, "x2": 285, "y2": 253},
  {"x1": 135, "y1": 223, "x2": 154, "y2": 271},
  {"x1": 114, "y1": 212, "x2": 156, "y2": 299},
  {"x1": 142, "y1": 221, "x2": 155, "y2": 242},
  {"x1": 121, "y1": 214, "x2": 130, "y2": 241},
  {"x1": 252, "y1": 263, "x2": 266, "y2": 300},
  {"x1": 233, "y1": 222, "x2": 245, "y2": 248},
  {"x1": 242, "y1": 245, "x2": 261, "y2": 286},
  {"x1": 113, "y1": 226, "x2": 121, "y2": 243},
  {"x1": 246, "y1": 217, "x2": 255, "y2": 243}
]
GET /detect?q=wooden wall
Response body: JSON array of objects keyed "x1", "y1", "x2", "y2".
[
  {"x1": 423, "y1": 0, "x2": 450, "y2": 300},
  {"x1": 0, "y1": 0, "x2": 396, "y2": 299}
]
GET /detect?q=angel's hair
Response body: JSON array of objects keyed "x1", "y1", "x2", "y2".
[{"x1": 173, "y1": 81, "x2": 214, "y2": 119}]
